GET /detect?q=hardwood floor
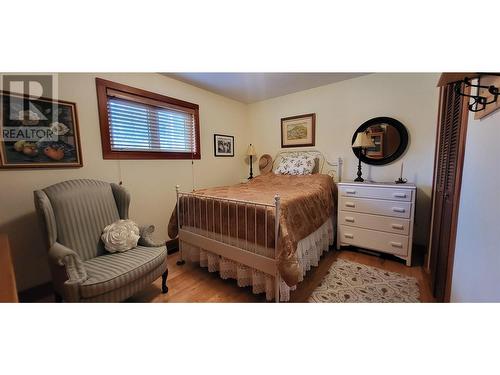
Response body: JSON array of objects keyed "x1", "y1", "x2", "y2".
[{"x1": 129, "y1": 247, "x2": 435, "y2": 303}]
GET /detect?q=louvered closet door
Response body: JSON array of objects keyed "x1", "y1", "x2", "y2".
[{"x1": 430, "y1": 82, "x2": 467, "y2": 301}]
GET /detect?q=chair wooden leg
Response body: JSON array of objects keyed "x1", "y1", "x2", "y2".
[{"x1": 161, "y1": 268, "x2": 169, "y2": 294}]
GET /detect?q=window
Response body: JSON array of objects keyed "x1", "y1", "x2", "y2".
[{"x1": 96, "y1": 78, "x2": 200, "y2": 159}]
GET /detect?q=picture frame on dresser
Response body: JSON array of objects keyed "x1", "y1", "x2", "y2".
[{"x1": 337, "y1": 181, "x2": 416, "y2": 266}]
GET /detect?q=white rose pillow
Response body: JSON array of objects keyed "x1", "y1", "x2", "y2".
[
  {"x1": 101, "y1": 219, "x2": 140, "y2": 253},
  {"x1": 275, "y1": 155, "x2": 316, "y2": 175}
]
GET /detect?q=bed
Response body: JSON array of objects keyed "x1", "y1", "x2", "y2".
[{"x1": 168, "y1": 150, "x2": 342, "y2": 301}]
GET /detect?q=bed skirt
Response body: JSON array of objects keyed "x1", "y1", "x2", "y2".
[{"x1": 180, "y1": 217, "x2": 334, "y2": 301}]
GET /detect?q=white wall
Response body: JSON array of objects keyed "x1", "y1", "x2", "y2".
[
  {"x1": 451, "y1": 109, "x2": 500, "y2": 302},
  {"x1": 0, "y1": 73, "x2": 249, "y2": 291},
  {"x1": 248, "y1": 73, "x2": 440, "y2": 245}
]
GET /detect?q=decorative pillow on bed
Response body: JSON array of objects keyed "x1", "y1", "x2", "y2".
[
  {"x1": 101, "y1": 219, "x2": 140, "y2": 253},
  {"x1": 275, "y1": 155, "x2": 316, "y2": 175},
  {"x1": 312, "y1": 157, "x2": 320, "y2": 174}
]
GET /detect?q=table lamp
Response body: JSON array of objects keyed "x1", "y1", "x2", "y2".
[
  {"x1": 352, "y1": 132, "x2": 374, "y2": 182},
  {"x1": 246, "y1": 144, "x2": 257, "y2": 179}
]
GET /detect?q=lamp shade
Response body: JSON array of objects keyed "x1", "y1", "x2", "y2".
[
  {"x1": 352, "y1": 132, "x2": 375, "y2": 148},
  {"x1": 246, "y1": 144, "x2": 257, "y2": 156}
]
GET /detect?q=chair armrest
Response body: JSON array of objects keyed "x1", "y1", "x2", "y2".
[
  {"x1": 48, "y1": 242, "x2": 88, "y2": 283},
  {"x1": 138, "y1": 225, "x2": 164, "y2": 247}
]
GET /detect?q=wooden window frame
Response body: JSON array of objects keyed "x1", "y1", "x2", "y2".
[{"x1": 96, "y1": 78, "x2": 201, "y2": 160}]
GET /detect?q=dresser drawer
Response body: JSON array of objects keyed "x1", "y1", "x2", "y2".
[
  {"x1": 339, "y1": 225, "x2": 409, "y2": 256},
  {"x1": 339, "y1": 185, "x2": 412, "y2": 202},
  {"x1": 339, "y1": 211, "x2": 410, "y2": 235},
  {"x1": 339, "y1": 196, "x2": 411, "y2": 219}
]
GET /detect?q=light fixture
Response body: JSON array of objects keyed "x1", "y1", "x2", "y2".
[
  {"x1": 455, "y1": 75, "x2": 500, "y2": 112},
  {"x1": 352, "y1": 132, "x2": 374, "y2": 182},
  {"x1": 246, "y1": 144, "x2": 257, "y2": 179}
]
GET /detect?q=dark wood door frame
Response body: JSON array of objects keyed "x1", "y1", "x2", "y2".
[
  {"x1": 429, "y1": 75, "x2": 470, "y2": 302},
  {"x1": 427, "y1": 86, "x2": 444, "y2": 271},
  {"x1": 443, "y1": 83, "x2": 470, "y2": 302}
]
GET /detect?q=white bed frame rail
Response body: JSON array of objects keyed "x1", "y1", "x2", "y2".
[{"x1": 176, "y1": 186, "x2": 282, "y2": 301}]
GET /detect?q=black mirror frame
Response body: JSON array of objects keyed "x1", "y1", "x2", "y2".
[{"x1": 351, "y1": 116, "x2": 409, "y2": 166}]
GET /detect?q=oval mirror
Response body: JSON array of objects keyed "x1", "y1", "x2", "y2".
[{"x1": 351, "y1": 117, "x2": 409, "y2": 166}]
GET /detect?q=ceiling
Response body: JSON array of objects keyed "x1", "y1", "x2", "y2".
[{"x1": 163, "y1": 73, "x2": 368, "y2": 103}]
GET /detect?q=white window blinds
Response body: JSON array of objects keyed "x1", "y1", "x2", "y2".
[{"x1": 106, "y1": 92, "x2": 197, "y2": 154}]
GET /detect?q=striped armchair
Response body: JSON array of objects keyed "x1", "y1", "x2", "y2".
[{"x1": 34, "y1": 179, "x2": 168, "y2": 302}]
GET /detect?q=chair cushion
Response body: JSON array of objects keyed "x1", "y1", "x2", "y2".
[{"x1": 80, "y1": 245, "x2": 167, "y2": 299}]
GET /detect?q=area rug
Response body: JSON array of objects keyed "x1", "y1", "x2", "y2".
[{"x1": 308, "y1": 259, "x2": 420, "y2": 302}]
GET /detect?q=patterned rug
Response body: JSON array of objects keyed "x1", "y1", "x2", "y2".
[{"x1": 308, "y1": 259, "x2": 420, "y2": 302}]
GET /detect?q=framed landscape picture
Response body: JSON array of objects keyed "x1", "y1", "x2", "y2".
[
  {"x1": 281, "y1": 113, "x2": 315, "y2": 148},
  {"x1": 0, "y1": 91, "x2": 82, "y2": 168},
  {"x1": 214, "y1": 134, "x2": 234, "y2": 157}
]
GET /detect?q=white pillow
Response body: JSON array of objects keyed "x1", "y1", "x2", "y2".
[
  {"x1": 101, "y1": 219, "x2": 140, "y2": 253},
  {"x1": 275, "y1": 155, "x2": 316, "y2": 175}
]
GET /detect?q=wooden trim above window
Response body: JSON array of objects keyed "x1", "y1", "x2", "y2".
[{"x1": 95, "y1": 78, "x2": 201, "y2": 160}]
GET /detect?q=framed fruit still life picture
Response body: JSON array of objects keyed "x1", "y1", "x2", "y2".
[{"x1": 0, "y1": 91, "x2": 82, "y2": 168}]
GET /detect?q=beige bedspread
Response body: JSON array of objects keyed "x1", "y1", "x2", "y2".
[{"x1": 168, "y1": 173, "x2": 336, "y2": 286}]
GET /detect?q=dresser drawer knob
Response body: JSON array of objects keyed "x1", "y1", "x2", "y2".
[
  {"x1": 345, "y1": 189, "x2": 357, "y2": 194},
  {"x1": 345, "y1": 217, "x2": 355, "y2": 223},
  {"x1": 393, "y1": 193, "x2": 407, "y2": 198},
  {"x1": 392, "y1": 207, "x2": 406, "y2": 213},
  {"x1": 391, "y1": 224, "x2": 404, "y2": 230},
  {"x1": 390, "y1": 241, "x2": 403, "y2": 248},
  {"x1": 344, "y1": 233, "x2": 354, "y2": 239},
  {"x1": 345, "y1": 202, "x2": 356, "y2": 208}
]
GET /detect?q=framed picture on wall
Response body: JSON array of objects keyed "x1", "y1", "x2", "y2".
[
  {"x1": 281, "y1": 113, "x2": 315, "y2": 148},
  {"x1": 0, "y1": 91, "x2": 82, "y2": 168},
  {"x1": 214, "y1": 134, "x2": 234, "y2": 157},
  {"x1": 366, "y1": 131, "x2": 384, "y2": 158}
]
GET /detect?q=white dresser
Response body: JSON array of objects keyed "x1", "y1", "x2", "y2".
[{"x1": 337, "y1": 181, "x2": 416, "y2": 266}]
